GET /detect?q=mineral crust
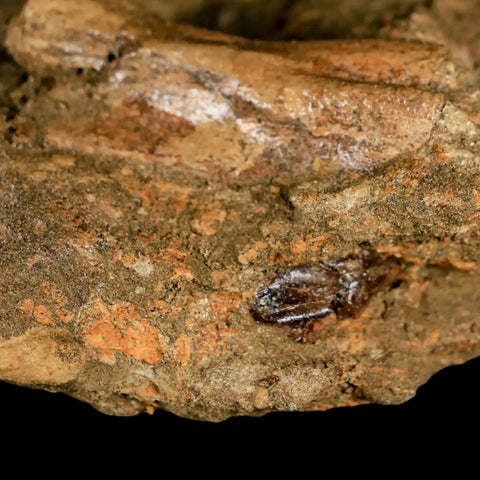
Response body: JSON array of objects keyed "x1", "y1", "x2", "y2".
[{"x1": 1, "y1": 0, "x2": 480, "y2": 420}]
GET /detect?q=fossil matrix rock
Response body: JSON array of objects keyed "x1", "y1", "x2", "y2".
[{"x1": 1, "y1": 0, "x2": 480, "y2": 420}]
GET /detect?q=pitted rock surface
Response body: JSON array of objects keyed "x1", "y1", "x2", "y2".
[{"x1": 1, "y1": 0, "x2": 480, "y2": 420}]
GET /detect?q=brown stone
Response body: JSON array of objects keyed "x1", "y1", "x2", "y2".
[{"x1": 1, "y1": 0, "x2": 480, "y2": 420}]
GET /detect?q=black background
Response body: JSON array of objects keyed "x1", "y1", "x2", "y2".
[
  {"x1": 2, "y1": 356, "x2": 480, "y2": 444},
  {"x1": 2, "y1": 0, "x2": 479, "y2": 458}
]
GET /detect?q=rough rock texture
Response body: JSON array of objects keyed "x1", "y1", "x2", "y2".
[
  {"x1": 0, "y1": 1, "x2": 25, "y2": 119},
  {"x1": 1, "y1": 0, "x2": 480, "y2": 420}
]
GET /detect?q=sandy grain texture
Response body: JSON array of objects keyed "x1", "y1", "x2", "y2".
[{"x1": 1, "y1": 0, "x2": 480, "y2": 420}]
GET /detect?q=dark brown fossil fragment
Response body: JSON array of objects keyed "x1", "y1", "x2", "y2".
[{"x1": 250, "y1": 252, "x2": 400, "y2": 335}]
